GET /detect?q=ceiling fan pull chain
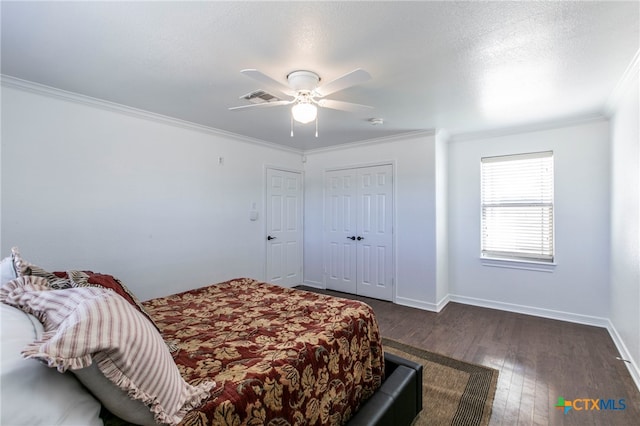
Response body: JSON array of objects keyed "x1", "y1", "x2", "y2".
[
  {"x1": 290, "y1": 115, "x2": 294, "y2": 137},
  {"x1": 315, "y1": 115, "x2": 318, "y2": 138}
]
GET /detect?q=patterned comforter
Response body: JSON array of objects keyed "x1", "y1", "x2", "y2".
[{"x1": 142, "y1": 278, "x2": 384, "y2": 426}]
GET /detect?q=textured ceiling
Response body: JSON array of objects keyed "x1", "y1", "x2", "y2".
[{"x1": 1, "y1": 1, "x2": 638, "y2": 150}]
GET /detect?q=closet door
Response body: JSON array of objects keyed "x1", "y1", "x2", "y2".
[
  {"x1": 324, "y1": 169, "x2": 358, "y2": 294},
  {"x1": 356, "y1": 165, "x2": 393, "y2": 300},
  {"x1": 324, "y1": 164, "x2": 393, "y2": 301}
]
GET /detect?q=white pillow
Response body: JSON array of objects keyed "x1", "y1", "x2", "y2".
[
  {"x1": 0, "y1": 303, "x2": 103, "y2": 426},
  {"x1": 74, "y1": 362, "x2": 159, "y2": 426},
  {"x1": 3, "y1": 277, "x2": 215, "y2": 426},
  {"x1": 1, "y1": 256, "x2": 17, "y2": 285}
]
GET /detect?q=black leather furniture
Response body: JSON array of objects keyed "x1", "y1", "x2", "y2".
[{"x1": 348, "y1": 352, "x2": 423, "y2": 426}]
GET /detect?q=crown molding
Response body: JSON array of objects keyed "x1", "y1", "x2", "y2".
[
  {"x1": 603, "y1": 48, "x2": 640, "y2": 117},
  {"x1": 448, "y1": 113, "x2": 607, "y2": 143},
  {"x1": 3, "y1": 72, "x2": 621, "y2": 153},
  {"x1": 435, "y1": 128, "x2": 451, "y2": 142},
  {"x1": 304, "y1": 129, "x2": 436, "y2": 154},
  {"x1": 0, "y1": 74, "x2": 303, "y2": 155}
]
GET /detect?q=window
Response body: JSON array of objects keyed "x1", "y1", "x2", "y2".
[{"x1": 481, "y1": 151, "x2": 554, "y2": 263}]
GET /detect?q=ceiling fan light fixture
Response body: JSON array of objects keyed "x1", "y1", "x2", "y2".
[
  {"x1": 232, "y1": 68, "x2": 373, "y2": 134},
  {"x1": 291, "y1": 102, "x2": 317, "y2": 124}
]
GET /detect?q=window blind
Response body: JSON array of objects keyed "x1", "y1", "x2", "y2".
[{"x1": 481, "y1": 151, "x2": 554, "y2": 262}]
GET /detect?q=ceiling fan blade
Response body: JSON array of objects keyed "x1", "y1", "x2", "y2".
[
  {"x1": 229, "y1": 100, "x2": 293, "y2": 111},
  {"x1": 317, "y1": 99, "x2": 373, "y2": 113},
  {"x1": 240, "y1": 69, "x2": 296, "y2": 97},
  {"x1": 315, "y1": 68, "x2": 372, "y2": 97}
]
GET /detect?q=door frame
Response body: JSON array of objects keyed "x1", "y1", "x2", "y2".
[
  {"x1": 322, "y1": 160, "x2": 396, "y2": 302},
  {"x1": 264, "y1": 165, "x2": 305, "y2": 286}
]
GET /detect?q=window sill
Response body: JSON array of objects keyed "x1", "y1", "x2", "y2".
[{"x1": 480, "y1": 257, "x2": 556, "y2": 272}]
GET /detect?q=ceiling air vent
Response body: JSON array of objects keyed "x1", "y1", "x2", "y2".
[{"x1": 241, "y1": 90, "x2": 281, "y2": 104}]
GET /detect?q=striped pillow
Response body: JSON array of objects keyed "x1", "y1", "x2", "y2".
[
  {"x1": 10, "y1": 247, "x2": 30, "y2": 276},
  {"x1": 10, "y1": 247, "x2": 72, "y2": 288},
  {"x1": 1, "y1": 277, "x2": 214, "y2": 426},
  {"x1": 6, "y1": 249, "x2": 166, "y2": 346},
  {"x1": 65, "y1": 270, "x2": 163, "y2": 334}
]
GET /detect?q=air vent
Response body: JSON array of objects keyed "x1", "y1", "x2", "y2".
[{"x1": 241, "y1": 90, "x2": 281, "y2": 104}]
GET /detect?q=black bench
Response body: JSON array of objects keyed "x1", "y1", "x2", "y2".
[{"x1": 349, "y1": 352, "x2": 423, "y2": 425}]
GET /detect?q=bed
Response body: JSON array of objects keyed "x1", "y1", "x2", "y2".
[
  {"x1": 1, "y1": 249, "x2": 421, "y2": 426},
  {"x1": 140, "y1": 277, "x2": 385, "y2": 425}
]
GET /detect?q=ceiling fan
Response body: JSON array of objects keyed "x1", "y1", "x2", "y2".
[{"x1": 229, "y1": 68, "x2": 373, "y2": 136}]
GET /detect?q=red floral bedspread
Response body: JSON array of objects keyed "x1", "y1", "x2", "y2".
[{"x1": 142, "y1": 278, "x2": 384, "y2": 426}]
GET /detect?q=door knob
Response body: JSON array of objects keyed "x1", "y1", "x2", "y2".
[
  {"x1": 267, "y1": 235, "x2": 276, "y2": 240},
  {"x1": 357, "y1": 236, "x2": 364, "y2": 241},
  {"x1": 346, "y1": 236, "x2": 356, "y2": 240}
]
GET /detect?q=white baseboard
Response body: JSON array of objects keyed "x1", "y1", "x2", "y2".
[
  {"x1": 299, "y1": 284, "x2": 640, "y2": 392},
  {"x1": 606, "y1": 320, "x2": 640, "y2": 391},
  {"x1": 301, "y1": 280, "x2": 324, "y2": 289},
  {"x1": 449, "y1": 294, "x2": 610, "y2": 328},
  {"x1": 395, "y1": 295, "x2": 449, "y2": 312},
  {"x1": 436, "y1": 294, "x2": 451, "y2": 312},
  {"x1": 448, "y1": 294, "x2": 639, "y2": 392}
]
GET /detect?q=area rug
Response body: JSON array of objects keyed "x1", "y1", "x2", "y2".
[{"x1": 382, "y1": 338, "x2": 499, "y2": 426}]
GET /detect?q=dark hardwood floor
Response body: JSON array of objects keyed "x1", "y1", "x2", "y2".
[{"x1": 298, "y1": 286, "x2": 640, "y2": 426}]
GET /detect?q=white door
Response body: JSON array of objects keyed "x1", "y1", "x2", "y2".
[
  {"x1": 355, "y1": 165, "x2": 394, "y2": 300},
  {"x1": 325, "y1": 169, "x2": 358, "y2": 294},
  {"x1": 266, "y1": 168, "x2": 303, "y2": 287},
  {"x1": 324, "y1": 164, "x2": 393, "y2": 300}
]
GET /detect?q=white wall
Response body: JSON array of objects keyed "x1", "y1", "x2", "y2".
[
  {"x1": 448, "y1": 120, "x2": 611, "y2": 323},
  {"x1": 2, "y1": 78, "x2": 632, "y2": 363},
  {"x1": 0, "y1": 84, "x2": 303, "y2": 300},
  {"x1": 303, "y1": 132, "x2": 448, "y2": 310},
  {"x1": 609, "y1": 63, "x2": 640, "y2": 384}
]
